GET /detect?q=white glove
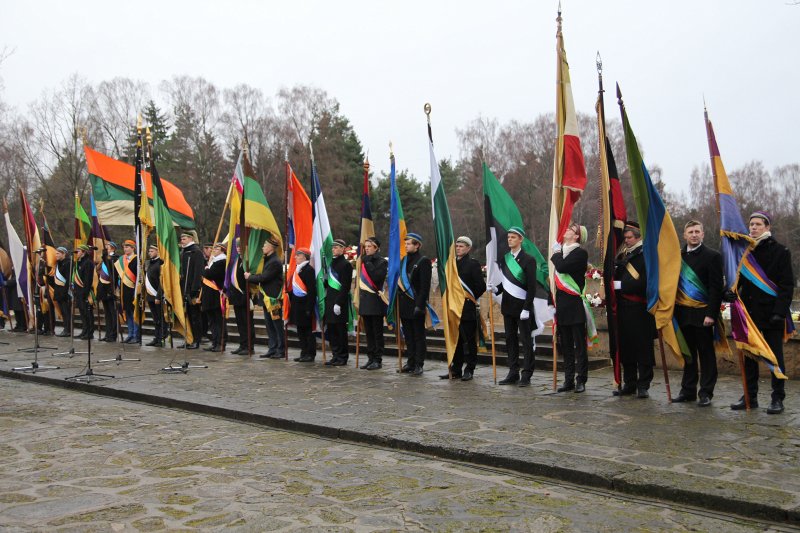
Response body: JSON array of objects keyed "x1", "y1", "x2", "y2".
[
  {"x1": 552, "y1": 242, "x2": 562, "y2": 253},
  {"x1": 487, "y1": 283, "x2": 498, "y2": 294},
  {"x1": 613, "y1": 280, "x2": 622, "y2": 290},
  {"x1": 520, "y1": 309, "x2": 530, "y2": 321},
  {"x1": 333, "y1": 304, "x2": 341, "y2": 316}
]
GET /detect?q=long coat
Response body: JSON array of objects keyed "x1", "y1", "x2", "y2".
[
  {"x1": 398, "y1": 251, "x2": 432, "y2": 320},
  {"x1": 180, "y1": 243, "x2": 204, "y2": 300},
  {"x1": 738, "y1": 236, "x2": 794, "y2": 330},
  {"x1": 614, "y1": 245, "x2": 655, "y2": 339},
  {"x1": 324, "y1": 255, "x2": 353, "y2": 324},
  {"x1": 52, "y1": 257, "x2": 72, "y2": 303},
  {"x1": 248, "y1": 252, "x2": 283, "y2": 300},
  {"x1": 497, "y1": 249, "x2": 538, "y2": 318},
  {"x1": 457, "y1": 253, "x2": 486, "y2": 322},
  {"x1": 226, "y1": 258, "x2": 249, "y2": 308},
  {"x1": 357, "y1": 254, "x2": 388, "y2": 317},
  {"x1": 674, "y1": 243, "x2": 723, "y2": 328},
  {"x1": 551, "y1": 246, "x2": 588, "y2": 326},
  {"x1": 74, "y1": 255, "x2": 95, "y2": 301},
  {"x1": 289, "y1": 263, "x2": 316, "y2": 324},
  {"x1": 201, "y1": 256, "x2": 226, "y2": 311}
]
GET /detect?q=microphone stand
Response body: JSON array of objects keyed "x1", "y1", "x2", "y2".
[
  {"x1": 161, "y1": 245, "x2": 207, "y2": 373},
  {"x1": 53, "y1": 256, "x2": 86, "y2": 359},
  {"x1": 65, "y1": 299, "x2": 113, "y2": 382},
  {"x1": 13, "y1": 255, "x2": 58, "y2": 372},
  {"x1": 97, "y1": 252, "x2": 140, "y2": 364}
]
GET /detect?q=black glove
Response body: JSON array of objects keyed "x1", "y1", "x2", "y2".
[
  {"x1": 413, "y1": 306, "x2": 425, "y2": 317},
  {"x1": 770, "y1": 314, "x2": 785, "y2": 326},
  {"x1": 722, "y1": 290, "x2": 737, "y2": 303}
]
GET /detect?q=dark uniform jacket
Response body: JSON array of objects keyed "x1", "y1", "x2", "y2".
[
  {"x1": 74, "y1": 255, "x2": 94, "y2": 300},
  {"x1": 289, "y1": 262, "x2": 316, "y2": 323},
  {"x1": 96, "y1": 253, "x2": 116, "y2": 302},
  {"x1": 497, "y1": 248, "x2": 538, "y2": 317},
  {"x1": 117, "y1": 254, "x2": 138, "y2": 308},
  {"x1": 738, "y1": 236, "x2": 794, "y2": 330},
  {"x1": 201, "y1": 256, "x2": 226, "y2": 312},
  {"x1": 226, "y1": 258, "x2": 249, "y2": 308},
  {"x1": 675, "y1": 243, "x2": 723, "y2": 328},
  {"x1": 358, "y1": 254, "x2": 388, "y2": 317},
  {"x1": 457, "y1": 253, "x2": 486, "y2": 322},
  {"x1": 53, "y1": 257, "x2": 72, "y2": 303},
  {"x1": 398, "y1": 251, "x2": 432, "y2": 320},
  {"x1": 145, "y1": 257, "x2": 163, "y2": 304},
  {"x1": 248, "y1": 252, "x2": 283, "y2": 300},
  {"x1": 324, "y1": 254, "x2": 353, "y2": 324},
  {"x1": 614, "y1": 244, "x2": 656, "y2": 337},
  {"x1": 180, "y1": 242, "x2": 204, "y2": 300},
  {"x1": 551, "y1": 246, "x2": 588, "y2": 326}
]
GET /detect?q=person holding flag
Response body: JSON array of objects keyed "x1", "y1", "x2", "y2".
[
  {"x1": 116, "y1": 239, "x2": 139, "y2": 344},
  {"x1": 245, "y1": 234, "x2": 285, "y2": 359},
  {"x1": 97, "y1": 242, "x2": 118, "y2": 342},
  {"x1": 440, "y1": 236, "x2": 485, "y2": 381},
  {"x1": 398, "y1": 232, "x2": 432, "y2": 376},
  {"x1": 74, "y1": 244, "x2": 95, "y2": 340},
  {"x1": 357, "y1": 236, "x2": 388, "y2": 370},
  {"x1": 551, "y1": 222, "x2": 592, "y2": 393},
  {"x1": 323, "y1": 238, "x2": 353, "y2": 366},
  {"x1": 732, "y1": 212, "x2": 793, "y2": 414},
  {"x1": 290, "y1": 247, "x2": 316, "y2": 362},
  {"x1": 144, "y1": 244, "x2": 166, "y2": 347},
  {"x1": 201, "y1": 242, "x2": 226, "y2": 353},
  {"x1": 179, "y1": 231, "x2": 204, "y2": 349},
  {"x1": 34, "y1": 247, "x2": 55, "y2": 336},
  {"x1": 53, "y1": 246, "x2": 72, "y2": 337},
  {"x1": 489, "y1": 227, "x2": 539, "y2": 387},
  {"x1": 227, "y1": 238, "x2": 254, "y2": 355}
]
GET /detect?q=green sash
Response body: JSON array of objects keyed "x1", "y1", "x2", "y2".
[{"x1": 504, "y1": 253, "x2": 526, "y2": 285}]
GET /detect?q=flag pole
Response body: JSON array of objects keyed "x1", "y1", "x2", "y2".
[
  {"x1": 283, "y1": 153, "x2": 290, "y2": 360},
  {"x1": 242, "y1": 140, "x2": 253, "y2": 357},
  {"x1": 657, "y1": 330, "x2": 673, "y2": 402},
  {"x1": 395, "y1": 293, "x2": 403, "y2": 372},
  {"x1": 310, "y1": 143, "x2": 326, "y2": 364},
  {"x1": 211, "y1": 182, "x2": 234, "y2": 256}
]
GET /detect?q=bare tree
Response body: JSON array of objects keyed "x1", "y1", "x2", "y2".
[{"x1": 91, "y1": 77, "x2": 150, "y2": 160}]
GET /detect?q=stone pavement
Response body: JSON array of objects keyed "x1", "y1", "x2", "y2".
[
  {"x1": 0, "y1": 331, "x2": 798, "y2": 526},
  {"x1": 3, "y1": 380, "x2": 789, "y2": 532}
]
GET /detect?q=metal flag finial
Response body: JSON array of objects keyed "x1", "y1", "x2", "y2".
[
  {"x1": 596, "y1": 51, "x2": 602, "y2": 74},
  {"x1": 423, "y1": 103, "x2": 431, "y2": 122}
]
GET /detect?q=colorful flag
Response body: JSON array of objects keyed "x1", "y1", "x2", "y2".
[
  {"x1": 310, "y1": 158, "x2": 333, "y2": 325},
  {"x1": 617, "y1": 86, "x2": 683, "y2": 363},
  {"x1": 548, "y1": 10, "x2": 587, "y2": 257},
  {"x1": 85, "y1": 146, "x2": 195, "y2": 228},
  {"x1": 283, "y1": 162, "x2": 313, "y2": 322},
  {"x1": 74, "y1": 192, "x2": 92, "y2": 251},
  {"x1": 150, "y1": 156, "x2": 192, "y2": 343},
  {"x1": 39, "y1": 205, "x2": 61, "y2": 320},
  {"x1": 353, "y1": 159, "x2": 374, "y2": 311},
  {"x1": 386, "y1": 152, "x2": 407, "y2": 328},
  {"x1": 705, "y1": 109, "x2": 788, "y2": 379},
  {"x1": 20, "y1": 189, "x2": 42, "y2": 321},
  {"x1": 89, "y1": 192, "x2": 109, "y2": 264},
  {"x1": 4, "y1": 199, "x2": 29, "y2": 315}
]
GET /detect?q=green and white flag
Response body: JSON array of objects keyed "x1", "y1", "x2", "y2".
[{"x1": 310, "y1": 159, "x2": 333, "y2": 326}]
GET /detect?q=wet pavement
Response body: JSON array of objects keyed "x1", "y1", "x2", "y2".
[{"x1": 0, "y1": 330, "x2": 798, "y2": 527}]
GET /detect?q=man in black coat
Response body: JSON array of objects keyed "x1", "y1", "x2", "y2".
[
  {"x1": 226, "y1": 239, "x2": 254, "y2": 355},
  {"x1": 115, "y1": 239, "x2": 139, "y2": 344},
  {"x1": 612, "y1": 222, "x2": 656, "y2": 399},
  {"x1": 245, "y1": 234, "x2": 284, "y2": 359},
  {"x1": 490, "y1": 226, "x2": 538, "y2": 387},
  {"x1": 398, "y1": 232, "x2": 432, "y2": 376},
  {"x1": 674, "y1": 221, "x2": 723, "y2": 406},
  {"x1": 732, "y1": 211, "x2": 794, "y2": 415},
  {"x1": 323, "y1": 239, "x2": 353, "y2": 366},
  {"x1": 357, "y1": 237, "x2": 388, "y2": 370},
  {"x1": 551, "y1": 223, "x2": 590, "y2": 393},
  {"x1": 34, "y1": 248, "x2": 54, "y2": 336},
  {"x1": 201, "y1": 243, "x2": 226, "y2": 352},
  {"x1": 73, "y1": 245, "x2": 95, "y2": 340},
  {"x1": 440, "y1": 236, "x2": 486, "y2": 381},
  {"x1": 96, "y1": 242, "x2": 118, "y2": 342},
  {"x1": 179, "y1": 232, "x2": 204, "y2": 349},
  {"x1": 144, "y1": 244, "x2": 166, "y2": 347},
  {"x1": 289, "y1": 248, "x2": 317, "y2": 362},
  {"x1": 8, "y1": 269, "x2": 28, "y2": 332},
  {"x1": 52, "y1": 247, "x2": 72, "y2": 337}
]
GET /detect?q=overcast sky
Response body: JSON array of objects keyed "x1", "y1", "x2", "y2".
[{"x1": 1, "y1": 0, "x2": 798, "y2": 195}]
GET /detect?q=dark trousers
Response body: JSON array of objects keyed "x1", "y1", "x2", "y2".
[
  {"x1": 148, "y1": 301, "x2": 166, "y2": 340},
  {"x1": 744, "y1": 328, "x2": 785, "y2": 403},
  {"x1": 504, "y1": 314, "x2": 534, "y2": 377},
  {"x1": 77, "y1": 298, "x2": 94, "y2": 336},
  {"x1": 362, "y1": 315, "x2": 384, "y2": 363},
  {"x1": 56, "y1": 298, "x2": 71, "y2": 332},
  {"x1": 559, "y1": 322, "x2": 588, "y2": 385},
  {"x1": 401, "y1": 317, "x2": 427, "y2": 367},
  {"x1": 327, "y1": 321, "x2": 349, "y2": 361},
  {"x1": 36, "y1": 297, "x2": 55, "y2": 333},
  {"x1": 187, "y1": 302, "x2": 203, "y2": 345},
  {"x1": 103, "y1": 300, "x2": 117, "y2": 340},
  {"x1": 451, "y1": 319, "x2": 478, "y2": 375},
  {"x1": 233, "y1": 305, "x2": 254, "y2": 349},
  {"x1": 204, "y1": 308, "x2": 223, "y2": 347},
  {"x1": 618, "y1": 306, "x2": 655, "y2": 390},
  {"x1": 296, "y1": 316, "x2": 316, "y2": 358},
  {"x1": 680, "y1": 324, "x2": 718, "y2": 399},
  {"x1": 265, "y1": 311, "x2": 284, "y2": 355}
]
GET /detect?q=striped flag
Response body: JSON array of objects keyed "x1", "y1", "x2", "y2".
[
  {"x1": 20, "y1": 189, "x2": 42, "y2": 320},
  {"x1": 617, "y1": 86, "x2": 683, "y2": 363},
  {"x1": 705, "y1": 109, "x2": 788, "y2": 379},
  {"x1": 310, "y1": 159, "x2": 333, "y2": 325},
  {"x1": 4, "y1": 199, "x2": 29, "y2": 316},
  {"x1": 385, "y1": 152, "x2": 407, "y2": 328},
  {"x1": 283, "y1": 162, "x2": 313, "y2": 322},
  {"x1": 353, "y1": 159, "x2": 374, "y2": 311}
]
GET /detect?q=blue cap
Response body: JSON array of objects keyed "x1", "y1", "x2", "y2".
[
  {"x1": 405, "y1": 232, "x2": 423, "y2": 244},
  {"x1": 507, "y1": 226, "x2": 525, "y2": 238},
  {"x1": 107, "y1": 241, "x2": 118, "y2": 249},
  {"x1": 57, "y1": 247, "x2": 68, "y2": 254}
]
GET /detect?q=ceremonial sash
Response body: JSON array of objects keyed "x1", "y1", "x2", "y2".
[
  {"x1": 202, "y1": 277, "x2": 220, "y2": 292},
  {"x1": 740, "y1": 253, "x2": 796, "y2": 339},
  {"x1": 145, "y1": 274, "x2": 159, "y2": 297},
  {"x1": 73, "y1": 267, "x2": 84, "y2": 288},
  {"x1": 553, "y1": 270, "x2": 598, "y2": 348},
  {"x1": 116, "y1": 255, "x2": 136, "y2": 289},
  {"x1": 98, "y1": 261, "x2": 112, "y2": 284},
  {"x1": 674, "y1": 260, "x2": 728, "y2": 358},
  {"x1": 398, "y1": 256, "x2": 440, "y2": 329},
  {"x1": 359, "y1": 262, "x2": 388, "y2": 305},
  {"x1": 54, "y1": 265, "x2": 67, "y2": 287},
  {"x1": 500, "y1": 252, "x2": 527, "y2": 301},
  {"x1": 229, "y1": 258, "x2": 242, "y2": 293},
  {"x1": 292, "y1": 268, "x2": 308, "y2": 297},
  {"x1": 328, "y1": 266, "x2": 342, "y2": 291}
]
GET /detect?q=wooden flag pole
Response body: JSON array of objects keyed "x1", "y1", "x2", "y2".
[
  {"x1": 657, "y1": 330, "x2": 672, "y2": 402},
  {"x1": 355, "y1": 316, "x2": 362, "y2": 367},
  {"x1": 488, "y1": 293, "x2": 497, "y2": 385},
  {"x1": 395, "y1": 295, "x2": 403, "y2": 372},
  {"x1": 738, "y1": 348, "x2": 751, "y2": 410},
  {"x1": 320, "y1": 320, "x2": 327, "y2": 363},
  {"x1": 552, "y1": 321, "x2": 558, "y2": 390}
]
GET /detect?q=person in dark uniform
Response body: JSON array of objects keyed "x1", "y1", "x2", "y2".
[
  {"x1": 200, "y1": 242, "x2": 214, "y2": 340},
  {"x1": 612, "y1": 222, "x2": 656, "y2": 399},
  {"x1": 34, "y1": 248, "x2": 55, "y2": 336},
  {"x1": 552, "y1": 223, "x2": 591, "y2": 393},
  {"x1": 8, "y1": 268, "x2": 28, "y2": 332},
  {"x1": 226, "y1": 239, "x2": 254, "y2": 355},
  {"x1": 290, "y1": 248, "x2": 316, "y2": 362},
  {"x1": 323, "y1": 239, "x2": 353, "y2": 366},
  {"x1": 201, "y1": 243, "x2": 226, "y2": 352},
  {"x1": 144, "y1": 244, "x2": 165, "y2": 347},
  {"x1": 245, "y1": 235, "x2": 284, "y2": 359},
  {"x1": 489, "y1": 227, "x2": 538, "y2": 387},
  {"x1": 731, "y1": 211, "x2": 794, "y2": 415},
  {"x1": 97, "y1": 242, "x2": 118, "y2": 342},
  {"x1": 397, "y1": 232, "x2": 432, "y2": 376},
  {"x1": 179, "y1": 232, "x2": 204, "y2": 349},
  {"x1": 440, "y1": 236, "x2": 486, "y2": 381},
  {"x1": 357, "y1": 237, "x2": 387, "y2": 370},
  {"x1": 115, "y1": 239, "x2": 139, "y2": 344},
  {"x1": 52, "y1": 246, "x2": 72, "y2": 337},
  {"x1": 73, "y1": 244, "x2": 95, "y2": 340},
  {"x1": 674, "y1": 221, "x2": 723, "y2": 407}
]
